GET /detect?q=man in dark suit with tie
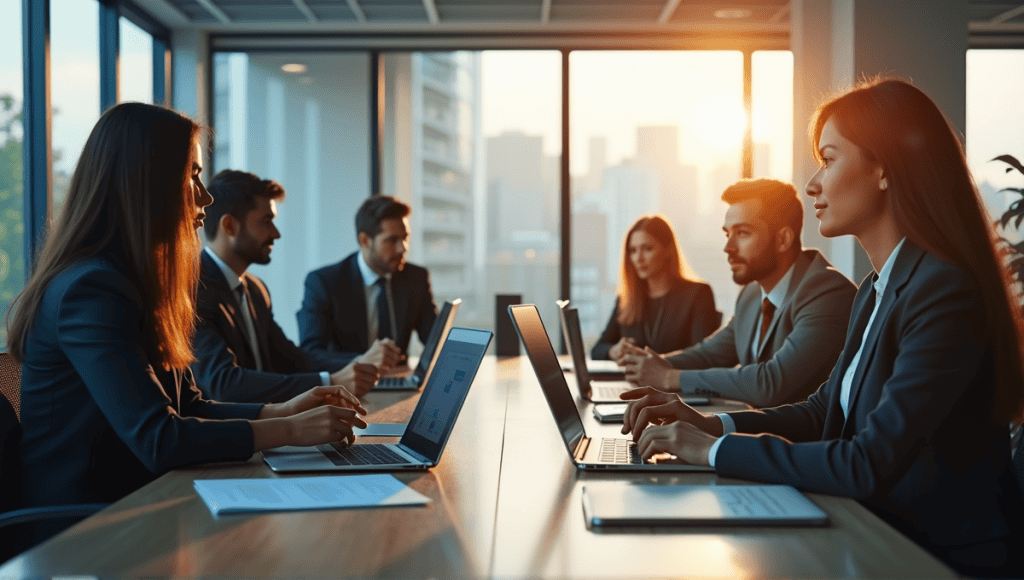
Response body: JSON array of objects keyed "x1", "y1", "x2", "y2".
[
  {"x1": 623, "y1": 178, "x2": 857, "y2": 407},
  {"x1": 298, "y1": 195, "x2": 438, "y2": 371},
  {"x1": 193, "y1": 170, "x2": 379, "y2": 403}
]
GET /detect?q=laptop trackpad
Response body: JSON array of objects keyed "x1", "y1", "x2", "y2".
[{"x1": 354, "y1": 423, "x2": 408, "y2": 437}]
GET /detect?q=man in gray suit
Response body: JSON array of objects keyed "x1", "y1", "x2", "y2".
[{"x1": 623, "y1": 178, "x2": 856, "y2": 407}]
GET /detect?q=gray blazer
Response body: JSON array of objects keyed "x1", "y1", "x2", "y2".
[{"x1": 666, "y1": 249, "x2": 856, "y2": 407}]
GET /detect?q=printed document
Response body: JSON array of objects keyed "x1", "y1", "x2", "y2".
[{"x1": 194, "y1": 474, "x2": 429, "y2": 515}]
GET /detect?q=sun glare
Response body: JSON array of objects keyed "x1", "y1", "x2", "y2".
[{"x1": 692, "y1": 95, "x2": 748, "y2": 149}]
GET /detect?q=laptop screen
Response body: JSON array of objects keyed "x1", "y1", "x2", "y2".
[
  {"x1": 558, "y1": 304, "x2": 593, "y2": 390},
  {"x1": 400, "y1": 327, "x2": 492, "y2": 461},
  {"x1": 508, "y1": 304, "x2": 587, "y2": 457},
  {"x1": 413, "y1": 299, "x2": 461, "y2": 381}
]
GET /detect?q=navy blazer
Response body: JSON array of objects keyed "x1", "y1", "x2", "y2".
[
  {"x1": 298, "y1": 252, "x2": 437, "y2": 356},
  {"x1": 716, "y1": 242, "x2": 1023, "y2": 572},
  {"x1": 18, "y1": 256, "x2": 260, "y2": 508},
  {"x1": 591, "y1": 279, "x2": 720, "y2": 361},
  {"x1": 192, "y1": 251, "x2": 356, "y2": 403}
]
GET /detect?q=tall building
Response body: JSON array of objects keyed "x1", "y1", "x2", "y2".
[{"x1": 384, "y1": 52, "x2": 482, "y2": 329}]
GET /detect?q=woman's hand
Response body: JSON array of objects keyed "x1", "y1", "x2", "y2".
[
  {"x1": 619, "y1": 386, "x2": 718, "y2": 440},
  {"x1": 608, "y1": 338, "x2": 639, "y2": 364},
  {"x1": 285, "y1": 405, "x2": 368, "y2": 447},
  {"x1": 252, "y1": 386, "x2": 369, "y2": 451},
  {"x1": 261, "y1": 385, "x2": 367, "y2": 419},
  {"x1": 635, "y1": 421, "x2": 717, "y2": 466}
]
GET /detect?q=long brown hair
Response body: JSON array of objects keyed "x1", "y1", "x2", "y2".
[
  {"x1": 617, "y1": 215, "x2": 698, "y2": 326},
  {"x1": 811, "y1": 77, "x2": 1024, "y2": 426},
  {"x1": 6, "y1": 102, "x2": 202, "y2": 370}
]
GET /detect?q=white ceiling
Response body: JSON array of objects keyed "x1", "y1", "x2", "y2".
[{"x1": 131, "y1": 0, "x2": 1024, "y2": 40}]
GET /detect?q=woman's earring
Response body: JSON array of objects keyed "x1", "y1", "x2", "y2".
[{"x1": 880, "y1": 178, "x2": 888, "y2": 191}]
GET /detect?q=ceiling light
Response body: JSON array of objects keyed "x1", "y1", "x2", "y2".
[
  {"x1": 714, "y1": 9, "x2": 752, "y2": 19},
  {"x1": 281, "y1": 63, "x2": 307, "y2": 73}
]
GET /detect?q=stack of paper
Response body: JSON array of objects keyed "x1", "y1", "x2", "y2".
[{"x1": 194, "y1": 473, "x2": 430, "y2": 515}]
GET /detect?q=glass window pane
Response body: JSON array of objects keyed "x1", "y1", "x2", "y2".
[
  {"x1": 213, "y1": 52, "x2": 371, "y2": 342},
  {"x1": 569, "y1": 51, "x2": 744, "y2": 346},
  {"x1": 752, "y1": 50, "x2": 793, "y2": 182},
  {"x1": 384, "y1": 51, "x2": 562, "y2": 342},
  {"x1": 119, "y1": 17, "x2": 154, "y2": 104},
  {"x1": 0, "y1": 0, "x2": 24, "y2": 346},
  {"x1": 52, "y1": 0, "x2": 100, "y2": 210},
  {"x1": 966, "y1": 49, "x2": 1024, "y2": 222}
]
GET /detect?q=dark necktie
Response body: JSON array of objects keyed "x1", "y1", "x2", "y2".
[
  {"x1": 235, "y1": 280, "x2": 264, "y2": 371},
  {"x1": 376, "y1": 277, "x2": 394, "y2": 340},
  {"x1": 760, "y1": 297, "x2": 776, "y2": 348}
]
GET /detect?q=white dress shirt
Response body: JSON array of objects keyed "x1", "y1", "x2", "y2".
[
  {"x1": 357, "y1": 251, "x2": 393, "y2": 344},
  {"x1": 205, "y1": 247, "x2": 331, "y2": 385}
]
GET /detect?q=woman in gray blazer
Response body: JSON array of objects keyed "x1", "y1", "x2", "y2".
[{"x1": 620, "y1": 79, "x2": 1024, "y2": 577}]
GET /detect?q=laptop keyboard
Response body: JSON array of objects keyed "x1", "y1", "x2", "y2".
[
  {"x1": 317, "y1": 443, "x2": 408, "y2": 466},
  {"x1": 599, "y1": 438, "x2": 643, "y2": 464},
  {"x1": 594, "y1": 385, "x2": 627, "y2": 400},
  {"x1": 377, "y1": 376, "x2": 413, "y2": 388}
]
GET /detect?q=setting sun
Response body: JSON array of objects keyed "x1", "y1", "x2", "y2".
[{"x1": 692, "y1": 95, "x2": 748, "y2": 149}]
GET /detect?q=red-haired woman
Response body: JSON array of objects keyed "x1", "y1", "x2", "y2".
[{"x1": 592, "y1": 215, "x2": 719, "y2": 364}]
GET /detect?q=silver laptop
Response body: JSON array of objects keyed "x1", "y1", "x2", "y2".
[
  {"x1": 263, "y1": 327, "x2": 492, "y2": 472},
  {"x1": 375, "y1": 299, "x2": 461, "y2": 391},
  {"x1": 509, "y1": 304, "x2": 712, "y2": 472},
  {"x1": 556, "y1": 301, "x2": 626, "y2": 380}
]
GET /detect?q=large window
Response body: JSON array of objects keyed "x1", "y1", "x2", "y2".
[
  {"x1": 967, "y1": 49, "x2": 1024, "y2": 224},
  {"x1": 569, "y1": 51, "x2": 745, "y2": 343},
  {"x1": 381, "y1": 51, "x2": 562, "y2": 339},
  {"x1": 51, "y1": 0, "x2": 101, "y2": 209},
  {"x1": 119, "y1": 16, "x2": 154, "y2": 104},
  {"x1": 213, "y1": 52, "x2": 371, "y2": 342},
  {"x1": 752, "y1": 50, "x2": 794, "y2": 182},
  {"x1": 0, "y1": 0, "x2": 24, "y2": 346}
]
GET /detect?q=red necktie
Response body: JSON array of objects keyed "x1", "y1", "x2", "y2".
[{"x1": 760, "y1": 297, "x2": 776, "y2": 348}]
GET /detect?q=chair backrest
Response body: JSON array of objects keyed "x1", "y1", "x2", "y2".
[
  {"x1": 0, "y1": 354, "x2": 20, "y2": 422},
  {"x1": 0, "y1": 354, "x2": 22, "y2": 514}
]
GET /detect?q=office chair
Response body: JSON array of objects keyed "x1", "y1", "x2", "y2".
[{"x1": 0, "y1": 352, "x2": 106, "y2": 560}]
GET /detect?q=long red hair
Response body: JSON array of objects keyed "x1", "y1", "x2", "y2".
[
  {"x1": 6, "y1": 103, "x2": 202, "y2": 370},
  {"x1": 617, "y1": 215, "x2": 699, "y2": 326},
  {"x1": 812, "y1": 78, "x2": 1024, "y2": 425}
]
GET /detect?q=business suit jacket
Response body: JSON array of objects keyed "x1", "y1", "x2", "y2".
[
  {"x1": 666, "y1": 249, "x2": 856, "y2": 407},
  {"x1": 591, "y1": 279, "x2": 720, "y2": 360},
  {"x1": 193, "y1": 251, "x2": 356, "y2": 403},
  {"x1": 716, "y1": 242, "x2": 1023, "y2": 572},
  {"x1": 298, "y1": 252, "x2": 438, "y2": 357},
  {"x1": 18, "y1": 256, "x2": 260, "y2": 509}
]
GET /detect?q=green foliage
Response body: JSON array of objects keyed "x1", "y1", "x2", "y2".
[{"x1": 0, "y1": 94, "x2": 25, "y2": 346}]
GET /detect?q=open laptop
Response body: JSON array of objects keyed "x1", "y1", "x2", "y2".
[
  {"x1": 509, "y1": 304, "x2": 712, "y2": 472},
  {"x1": 556, "y1": 301, "x2": 626, "y2": 379},
  {"x1": 375, "y1": 299, "x2": 461, "y2": 391},
  {"x1": 263, "y1": 327, "x2": 492, "y2": 472},
  {"x1": 557, "y1": 302, "x2": 709, "y2": 407}
]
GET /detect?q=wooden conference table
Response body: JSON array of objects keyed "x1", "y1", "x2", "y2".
[{"x1": 0, "y1": 356, "x2": 955, "y2": 578}]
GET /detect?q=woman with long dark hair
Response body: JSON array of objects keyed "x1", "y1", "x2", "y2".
[
  {"x1": 5, "y1": 103, "x2": 367, "y2": 520},
  {"x1": 620, "y1": 78, "x2": 1024, "y2": 577},
  {"x1": 591, "y1": 215, "x2": 719, "y2": 363}
]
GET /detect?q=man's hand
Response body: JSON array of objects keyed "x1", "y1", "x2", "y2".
[
  {"x1": 622, "y1": 347, "x2": 676, "y2": 390},
  {"x1": 359, "y1": 338, "x2": 404, "y2": 371},
  {"x1": 330, "y1": 362, "x2": 380, "y2": 396}
]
